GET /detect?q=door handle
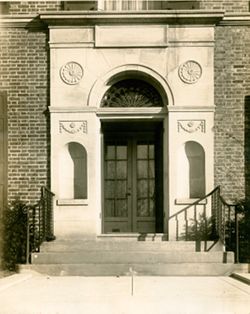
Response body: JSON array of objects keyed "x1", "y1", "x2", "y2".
[{"x1": 126, "y1": 192, "x2": 131, "y2": 197}]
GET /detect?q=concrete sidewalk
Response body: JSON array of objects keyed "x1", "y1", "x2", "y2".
[{"x1": 0, "y1": 271, "x2": 250, "y2": 314}]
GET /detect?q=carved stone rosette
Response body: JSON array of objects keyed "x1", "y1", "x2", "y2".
[
  {"x1": 59, "y1": 121, "x2": 88, "y2": 134},
  {"x1": 178, "y1": 60, "x2": 202, "y2": 84},
  {"x1": 60, "y1": 62, "x2": 83, "y2": 85},
  {"x1": 177, "y1": 120, "x2": 205, "y2": 133}
]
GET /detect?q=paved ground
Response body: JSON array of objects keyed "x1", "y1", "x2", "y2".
[{"x1": 0, "y1": 272, "x2": 250, "y2": 314}]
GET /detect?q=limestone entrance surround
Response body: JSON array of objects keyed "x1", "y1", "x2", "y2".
[{"x1": 43, "y1": 11, "x2": 222, "y2": 239}]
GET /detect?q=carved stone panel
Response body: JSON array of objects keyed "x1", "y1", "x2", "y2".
[
  {"x1": 60, "y1": 62, "x2": 83, "y2": 85},
  {"x1": 177, "y1": 120, "x2": 205, "y2": 133},
  {"x1": 59, "y1": 121, "x2": 88, "y2": 134},
  {"x1": 178, "y1": 60, "x2": 202, "y2": 84}
]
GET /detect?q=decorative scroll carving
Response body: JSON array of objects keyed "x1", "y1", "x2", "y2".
[
  {"x1": 60, "y1": 62, "x2": 83, "y2": 85},
  {"x1": 178, "y1": 120, "x2": 205, "y2": 133},
  {"x1": 178, "y1": 60, "x2": 202, "y2": 84},
  {"x1": 59, "y1": 121, "x2": 87, "y2": 134},
  {"x1": 101, "y1": 79, "x2": 163, "y2": 107}
]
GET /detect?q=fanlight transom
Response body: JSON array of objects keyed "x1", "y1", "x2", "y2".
[{"x1": 101, "y1": 79, "x2": 163, "y2": 108}]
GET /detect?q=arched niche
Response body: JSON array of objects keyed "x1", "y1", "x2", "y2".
[
  {"x1": 185, "y1": 141, "x2": 205, "y2": 198},
  {"x1": 59, "y1": 142, "x2": 87, "y2": 199},
  {"x1": 177, "y1": 141, "x2": 205, "y2": 199}
]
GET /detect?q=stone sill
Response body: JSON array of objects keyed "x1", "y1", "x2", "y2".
[
  {"x1": 57, "y1": 199, "x2": 88, "y2": 206},
  {"x1": 175, "y1": 198, "x2": 207, "y2": 205}
]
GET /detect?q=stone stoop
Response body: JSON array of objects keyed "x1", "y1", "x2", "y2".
[{"x1": 20, "y1": 237, "x2": 235, "y2": 276}]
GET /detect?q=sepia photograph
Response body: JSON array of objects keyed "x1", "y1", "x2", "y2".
[{"x1": 0, "y1": 0, "x2": 249, "y2": 313}]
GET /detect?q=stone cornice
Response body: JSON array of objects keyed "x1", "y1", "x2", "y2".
[
  {"x1": 40, "y1": 10, "x2": 224, "y2": 26},
  {"x1": 0, "y1": 15, "x2": 44, "y2": 28},
  {"x1": 219, "y1": 13, "x2": 250, "y2": 26},
  {"x1": 1, "y1": 11, "x2": 250, "y2": 28}
]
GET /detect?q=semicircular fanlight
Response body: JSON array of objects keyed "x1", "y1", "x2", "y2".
[{"x1": 101, "y1": 79, "x2": 163, "y2": 108}]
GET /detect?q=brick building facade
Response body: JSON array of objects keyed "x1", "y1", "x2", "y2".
[{"x1": 0, "y1": 1, "x2": 250, "y2": 238}]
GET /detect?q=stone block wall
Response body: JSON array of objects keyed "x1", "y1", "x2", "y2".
[
  {"x1": 0, "y1": 27, "x2": 49, "y2": 203},
  {"x1": 214, "y1": 26, "x2": 250, "y2": 202}
]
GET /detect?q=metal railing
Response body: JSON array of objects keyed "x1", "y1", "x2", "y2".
[
  {"x1": 168, "y1": 186, "x2": 240, "y2": 261},
  {"x1": 26, "y1": 187, "x2": 55, "y2": 264}
]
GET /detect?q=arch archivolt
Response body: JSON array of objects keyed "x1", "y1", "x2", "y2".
[{"x1": 88, "y1": 64, "x2": 174, "y2": 108}]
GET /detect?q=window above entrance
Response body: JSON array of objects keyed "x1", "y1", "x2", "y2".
[
  {"x1": 102, "y1": 0, "x2": 200, "y2": 10},
  {"x1": 61, "y1": 1, "x2": 200, "y2": 11},
  {"x1": 101, "y1": 79, "x2": 163, "y2": 107}
]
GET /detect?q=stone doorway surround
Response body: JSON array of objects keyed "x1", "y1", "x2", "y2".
[{"x1": 42, "y1": 11, "x2": 222, "y2": 240}]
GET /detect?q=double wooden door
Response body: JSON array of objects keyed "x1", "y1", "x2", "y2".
[{"x1": 103, "y1": 128, "x2": 163, "y2": 233}]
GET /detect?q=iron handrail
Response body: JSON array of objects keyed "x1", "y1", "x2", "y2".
[
  {"x1": 26, "y1": 186, "x2": 55, "y2": 264},
  {"x1": 168, "y1": 186, "x2": 239, "y2": 261},
  {"x1": 168, "y1": 186, "x2": 220, "y2": 220}
]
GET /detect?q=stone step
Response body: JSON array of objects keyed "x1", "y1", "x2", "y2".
[
  {"x1": 40, "y1": 240, "x2": 217, "y2": 253},
  {"x1": 32, "y1": 251, "x2": 234, "y2": 264},
  {"x1": 20, "y1": 262, "x2": 235, "y2": 276}
]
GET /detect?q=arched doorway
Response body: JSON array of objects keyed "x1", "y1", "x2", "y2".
[{"x1": 101, "y1": 78, "x2": 165, "y2": 233}]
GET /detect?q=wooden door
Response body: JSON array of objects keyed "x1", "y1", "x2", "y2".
[
  {"x1": 104, "y1": 140, "x2": 130, "y2": 232},
  {"x1": 103, "y1": 129, "x2": 163, "y2": 233},
  {"x1": 134, "y1": 140, "x2": 156, "y2": 232},
  {"x1": 0, "y1": 92, "x2": 7, "y2": 217}
]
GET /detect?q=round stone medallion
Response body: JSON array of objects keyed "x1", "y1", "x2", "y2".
[
  {"x1": 60, "y1": 62, "x2": 83, "y2": 85},
  {"x1": 178, "y1": 60, "x2": 202, "y2": 84}
]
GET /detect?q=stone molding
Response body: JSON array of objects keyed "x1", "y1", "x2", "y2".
[
  {"x1": 168, "y1": 106, "x2": 215, "y2": 112},
  {"x1": 220, "y1": 14, "x2": 250, "y2": 26},
  {"x1": 88, "y1": 64, "x2": 173, "y2": 108},
  {"x1": 97, "y1": 107, "x2": 167, "y2": 120},
  {"x1": 0, "y1": 15, "x2": 44, "y2": 28},
  {"x1": 49, "y1": 107, "x2": 97, "y2": 113}
]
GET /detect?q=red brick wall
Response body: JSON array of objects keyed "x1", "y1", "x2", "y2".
[
  {"x1": 0, "y1": 27, "x2": 49, "y2": 204},
  {"x1": 1, "y1": 1, "x2": 250, "y2": 204},
  {"x1": 200, "y1": 0, "x2": 249, "y2": 12},
  {"x1": 214, "y1": 26, "x2": 250, "y2": 202},
  {"x1": 8, "y1": 1, "x2": 61, "y2": 14},
  {"x1": 4, "y1": 0, "x2": 250, "y2": 14}
]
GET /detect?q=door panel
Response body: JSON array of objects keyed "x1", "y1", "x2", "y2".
[
  {"x1": 103, "y1": 130, "x2": 162, "y2": 233},
  {"x1": 104, "y1": 142, "x2": 130, "y2": 232},
  {"x1": 134, "y1": 141, "x2": 156, "y2": 232}
]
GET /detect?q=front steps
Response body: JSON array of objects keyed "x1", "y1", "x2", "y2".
[{"x1": 20, "y1": 237, "x2": 235, "y2": 276}]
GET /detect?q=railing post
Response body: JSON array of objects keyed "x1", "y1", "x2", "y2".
[{"x1": 235, "y1": 206, "x2": 239, "y2": 263}]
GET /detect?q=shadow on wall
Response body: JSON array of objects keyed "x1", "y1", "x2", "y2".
[{"x1": 245, "y1": 96, "x2": 250, "y2": 202}]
